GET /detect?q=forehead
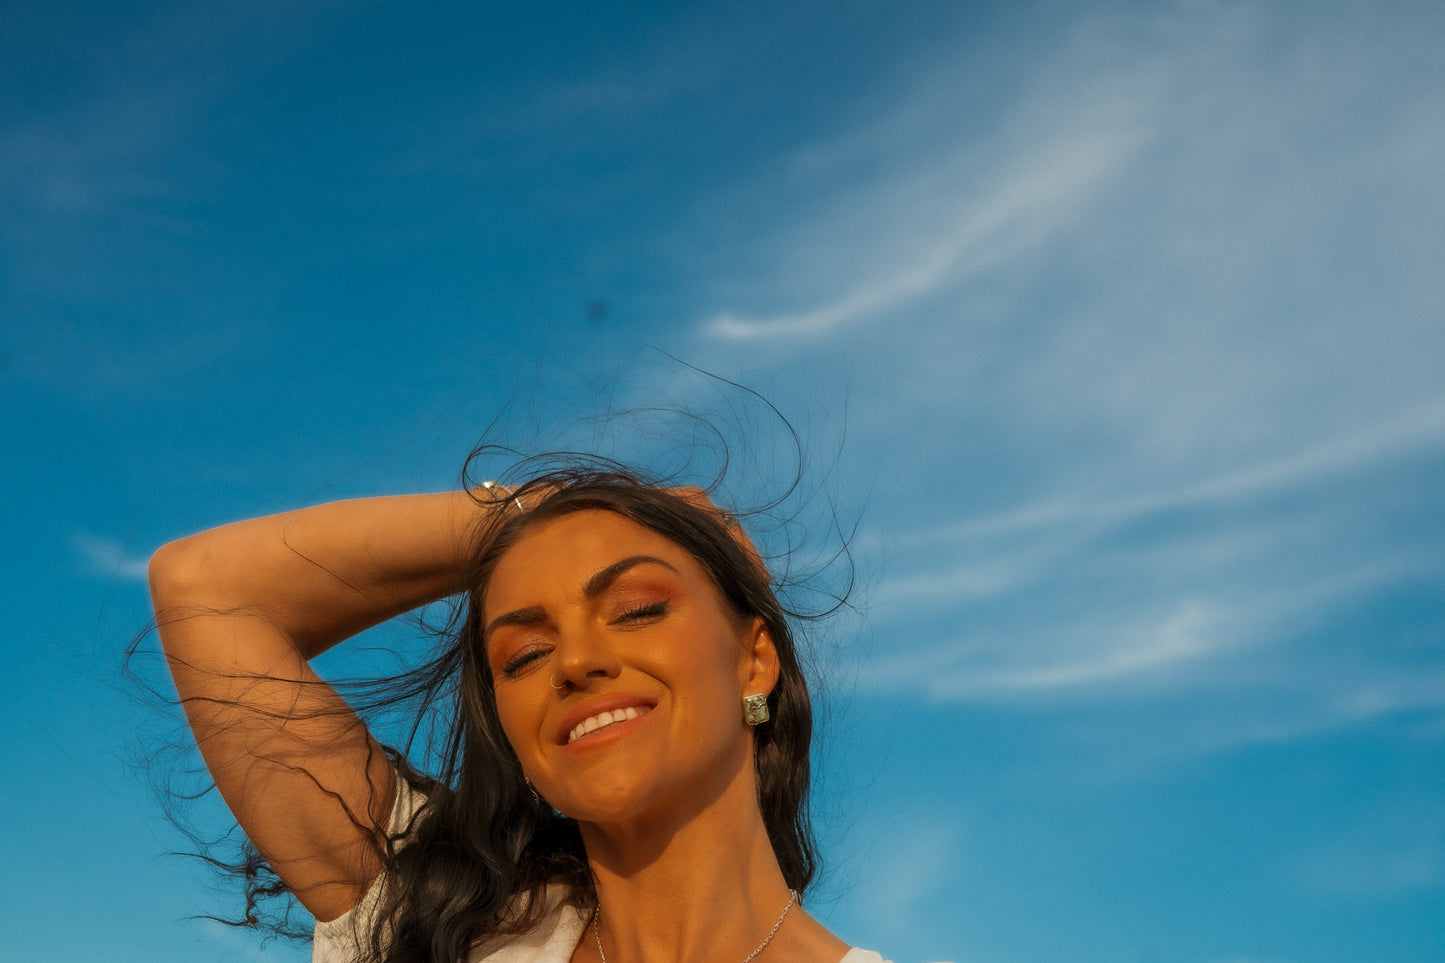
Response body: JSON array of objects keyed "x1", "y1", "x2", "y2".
[{"x1": 483, "y1": 509, "x2": 709, "y2": 614}]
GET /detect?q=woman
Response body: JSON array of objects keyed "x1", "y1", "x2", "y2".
[{"x1": 149, "y1": 468, "x2": 890, "y2": 962}]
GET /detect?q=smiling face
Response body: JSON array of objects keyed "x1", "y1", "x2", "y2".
[{"x1": 481, "y1": 509, "x2": 779, "y2": 825}]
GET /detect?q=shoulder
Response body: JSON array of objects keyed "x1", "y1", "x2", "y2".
[
  {"x1": 843, "y1": 950, "x2": 953, "y2": 963},
  {"x1": 468, "y1": 885, "x2": 587, "y2": 962},
  {"x1": 843, "y1": 953, "x2": 955, "y2": 963},
  {"x1": 316, "y1": 882, "x2": 584, "y2": 963},
  {"x1": 313, "y1": 774, "x2": 434, "y2": 959},
  {"x1": 313, "y1": 787, "x2": 585, "y2": 963}
]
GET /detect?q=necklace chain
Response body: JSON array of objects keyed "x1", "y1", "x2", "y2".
[{"x1": 591, "y1": 889, "x2": 799, "y2": 963}]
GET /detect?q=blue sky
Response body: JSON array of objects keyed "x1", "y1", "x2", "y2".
[{"x1": 3, "y1": 0, "x2": 1443, "y2": 960}]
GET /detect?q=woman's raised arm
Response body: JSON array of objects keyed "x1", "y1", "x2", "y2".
[{"x1": 148, "y1": 491, "x2": 487, "y2": 922}]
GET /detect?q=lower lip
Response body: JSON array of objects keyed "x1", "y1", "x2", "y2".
[{"x1": 563, "y1": 710, "x2": 652, "y2": 751}]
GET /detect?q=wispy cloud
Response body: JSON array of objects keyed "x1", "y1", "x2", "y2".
[
  {"x1": 72, "y1": 532, "x2": 149, "y2": 581},
  {"x1": 1295, "y1": 804, "x2": 1445, "y2": 896},
  {"x1": 681, "y1": 3, "x2": 1445, "y2": 757},
  {"x1": 937, "y1": 598, "x2": 1224, "y2": 693},
  {"x1": 691, "y1": 0, "x2": 1445, "y2": 432},
  {"x1": 847, "y1": 392, "x2": 1445, "y2": 741},
  {"x1": 704, "y1": 125, "x2": 1145, "y2": 341},
  {"x1": 870, "y1": 550, "x2": 1421, "y2": 698},
  {"x1": 0, "y1": 1, "x2": 335, "y2": 287},
  {"x1": 886, "y1": 395, "x2": 1445, "y2": 559},
  {"x1": 833, "y1": 806, "x2": 966, "y2": 957},
  {"x1": 861, "y1": 472, "x2": 1440, "y2": 705}
]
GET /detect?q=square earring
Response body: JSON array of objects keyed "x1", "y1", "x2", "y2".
[{"x1": 743, "y1": 693, "x2": 770, "y2": 726}]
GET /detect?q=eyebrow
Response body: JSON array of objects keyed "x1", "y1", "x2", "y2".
[
  {"x1": 483, "y1": 555, "x2": 680, "y2": 639},
  {"x1": 583, "y1": 555, "x2": 679, "y2": 599},
  {"x1": 483, "y1": 605, "x2": 547, "y2": 639}
]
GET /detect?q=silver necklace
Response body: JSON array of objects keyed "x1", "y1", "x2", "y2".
[{"x1": 592, "y1": 889, "x2": 799, "y2": 963}]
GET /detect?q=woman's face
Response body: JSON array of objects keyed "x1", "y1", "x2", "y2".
[{"x1": 482, "y1": 509, "x2": 777, "y2": 824}]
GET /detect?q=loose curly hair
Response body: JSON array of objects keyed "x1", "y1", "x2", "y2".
[{"x1": 354, "y1": 468, "x2": 820, "y2": 962}]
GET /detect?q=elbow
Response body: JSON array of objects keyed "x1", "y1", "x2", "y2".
[
  {"x1": 147, "y1": 536, "x2": 211, "y2": 612},
  {"x1": 148, "y1": 535, "x2": 241, "y2": 660}
]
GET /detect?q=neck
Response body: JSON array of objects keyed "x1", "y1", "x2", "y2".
[{"x1": 579, "y1": 768, "x2": 795, "y2": 963}]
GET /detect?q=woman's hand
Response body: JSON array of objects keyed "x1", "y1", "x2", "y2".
[{"x1": 671, "y1": 486, "x2": 770, "y2": 583}]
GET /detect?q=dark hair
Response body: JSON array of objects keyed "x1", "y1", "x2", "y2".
[{"x1": 364, "y1": 468, "x2": 818, "y2": 962}]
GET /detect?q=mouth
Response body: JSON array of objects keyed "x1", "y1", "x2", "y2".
[{"x1": 567, "y1": 705, "x2": 653, "y2": 745}]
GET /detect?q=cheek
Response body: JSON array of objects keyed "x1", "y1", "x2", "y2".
[
  {"x1": 682, "y1": 629, "x2": 752, "y2": 705},
  {"x1": 492, "y1": 688, "x2": 540, "y2": 759}
]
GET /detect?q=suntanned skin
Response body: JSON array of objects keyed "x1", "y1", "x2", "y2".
[
  {"x1": 149, "y1": 492, "x2": 482, "y2": 921},
  {"x1": 485, "y1": 512, "x2": 849, "y2": 962},
  {"x1": 150, "y1": 493, "x2": 850, "y2": 960}
]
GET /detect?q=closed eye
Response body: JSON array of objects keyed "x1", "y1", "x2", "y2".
[
  {"x1": 618, "y1": 600, "x2": 669, "y2": 622},
  {"x1": 500, "y1": 645, "x2": 550, "y2": 678}
]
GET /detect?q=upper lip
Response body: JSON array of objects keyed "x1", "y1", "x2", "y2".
[{"x1": 555, "y1": 692, "x2": 657, "y2": 746}]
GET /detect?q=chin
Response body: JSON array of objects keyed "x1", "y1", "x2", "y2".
[{"x1": 551, "y1": 779, "x2": 659, "y2": 824}]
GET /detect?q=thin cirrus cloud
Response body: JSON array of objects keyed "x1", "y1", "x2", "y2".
[
  {"x1": 857, "y1": 595, "x2": 1230, "y2": 700},
  {"x1": 887, "y1": 395, "x2": 1445, "y2": 559},
  {"x1": 836, "y1": 393, "x2": 1444, "y2": 740},
  {"x1": 690, "y1": 6, "x2": 1209, "y2": 346},
  {"x1": 877, "y1": 553, "x2": 1419, "y2": 702},
  {"x1": 72, "y1": 532, "x2": 150, "y2": 581},
  {"x1": 678, "y1": 3, "x2": 1445, "y2": 750},
  {"x1": 827, "y1": 804, "x2": 966, "y2": 955},
  {"x1": 1293, "y1": 803, "x2": 1445, "y2": 896},
  {"x1": 701, "y1": 124, "x2": 1146, "y2": 343},
  {"x1": 860, "y1": 411, "x2": 1445, "y2": 707}
]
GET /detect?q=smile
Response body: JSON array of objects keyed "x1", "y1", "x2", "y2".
[{"x1": 568, "y1": 705, "x2": 652, "y2": 744}]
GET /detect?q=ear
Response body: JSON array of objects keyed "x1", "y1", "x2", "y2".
[{"x1": 739, "y1": 616, "x2": 781, "y2": 699}]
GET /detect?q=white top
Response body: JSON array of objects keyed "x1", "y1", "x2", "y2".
[
  {"x1": 317, "y1": 888, "x2": 889, "y2": 961},
  {"x1": 312, "y1": 779, "x2": 891, "y2": 963}
]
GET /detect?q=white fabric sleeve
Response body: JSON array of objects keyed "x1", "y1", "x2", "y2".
[{"x1": 311, "y1": 775, "x2": 428, "y2": 963}]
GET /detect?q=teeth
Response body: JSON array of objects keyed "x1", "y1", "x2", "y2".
[{"x1": 568, "y1": 705, "x2": 649, "y2": 744}]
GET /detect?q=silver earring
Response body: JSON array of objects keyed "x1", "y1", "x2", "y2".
[{"x1": 743, "y1": 693, "x2": 770, "y2": 726}]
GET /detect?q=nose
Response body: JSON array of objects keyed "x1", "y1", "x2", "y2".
[{"x1": 550, "y1": 623, "x2": 621, "y2": 691}]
